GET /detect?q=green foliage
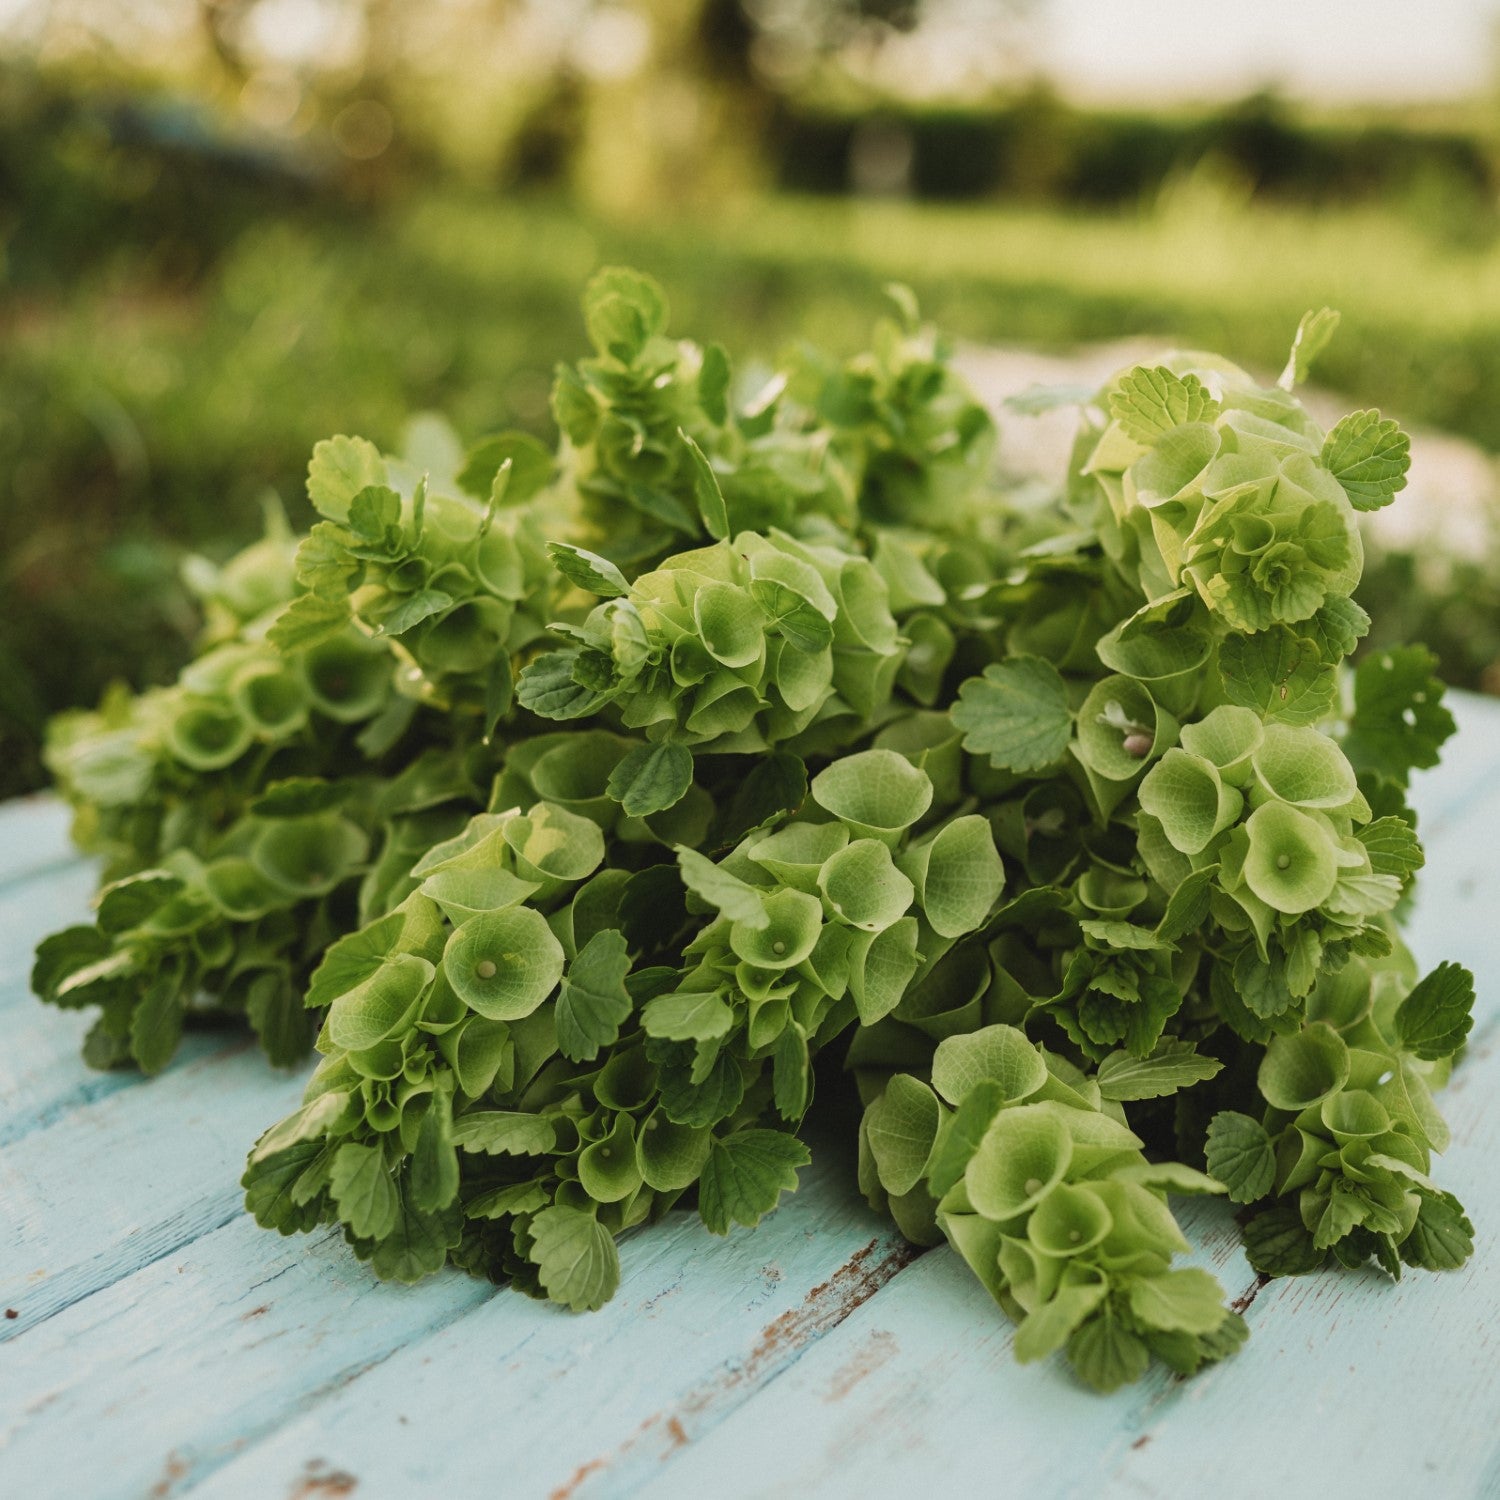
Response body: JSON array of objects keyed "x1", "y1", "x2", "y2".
[
  {"x1": 32, "y1": 278, "x2": 1477, "y2": 1396},
  {"x1": 1321, "y1": 410, "x2": 1411, "y2": 510},
  {"x1": 18, "y1": 186, "x2": 1500, "y2": 807},
  {"x1": 952, "y1": 657, "x2": 1073, "y2": 773},
  {"x1": 856, "y1": 1024, "x2": 1241, "y2": 1391}
]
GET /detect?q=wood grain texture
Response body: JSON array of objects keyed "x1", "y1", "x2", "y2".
[
  {"x1": 186, "y1": 1143, "x2": 915, "y2": 1500},
  {"x1": 0, "y1": 695, "x2": 1496, "y2": 1500},
  {"x1": 0, "y1": 1216, "x2": 491, "y2": 1500},
  {"x1": 0, "y1": 1042, "x2": 305, "y2": 1342}
]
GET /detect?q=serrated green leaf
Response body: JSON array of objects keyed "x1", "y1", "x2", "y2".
[
  {"x1": 547, "y1": 542, "x2": 629, "y2": 598},
  {"x1": 1396, "y1": 961, "x2": 1475, "y2": 1061},
  {"x1": 716, "y1": 752, "x2": 807, "y2": 844},
  {"x1": 307, "y1": 435, "x2": 387, "y2": 522},
  {"x1": 267, "y1": 594, "x2": 350, "y2": 654},
  {"x1": 556, "y1": 929, "x2": 633, "y2": 1062},
  {"x1": 1321, "y1": 409, "x2": 1410, "y2": 510},
  {"x1": 1400, "y1": 1189, "x2": 1474, "y2": 1271},
  {"x1": 1113, "y1": 1161, "x2": 1224, "y2": 1196},
  {"x1": 1343, "y1": 646, "x2": 1455, "y2": 788},
  {"x1": 31, "y1": 925, "x2": 113, "y2": 1003},
  {"x1": 658, "y1": 1047, "x2": 745, "y2": 1127},
  {"x1": 1015, "y1": 1282, "x2": 1109, "y2": 1364},
  {"x1": 369, "y1": 1185, "x2": 459, "y2": 1283},
  {"x1": 1109, "y1": 366, "x2": 1220, "y2": 443},
  {"x1": 410, "y1": 1095, "x2": 460, "y2": 1212},
  {"x1": 330, "y1": 1142, "x2": 400, "y2": 1240},
  {"x1": 242, "y1": 1141, "x2": 328, "y2": 1235},
  {"x1": 347, "y1": 483, "x2": 401, "y2": 539},
  {"x1": 699, "y1": 342, "x2": 731, "y2": 423},
  {"x1": 245, "y1": 971, "x2": 313, "y2": 1068},
  {"x1": 1155, "y1": 865, "x2": 1218, "y2": 943},
  {"x1": 95, "y1": 871, "x2": 184, "y2": 935},
  {"x1": 1097, "y1": 1041, "x2": 1224, "y2": 1101},
  {"x1": 607, "y1": 740, "x2": 693, "y2": 817},
  {"x1": 450, "y1": 1110, "x2": 557, "y2": 1156},
  {"x1": 951, "y1": 656, "x2": 1073, "y2": 773},
  {"x1": 457, "y1": 431, "x2": 554, "y2": 502},
  {"x1": 697, "y1": 1128, "x2": 811, "y2": 1234},
  {"x1": 52, "y1": 946, "x2": 137, "y2": 1009},
  {"x1": 293, "y1": 521, "x2": 355, "y2": 597},
  {"x1": 130, "y1": 973, "x2": 183, "y2": 1075},
  {"x1": 1127, "y1": 1267, "x2": 1226, "y2": 1335},
  {"x1": 1204, "y1": 1111, "x2": 1277, "y2": 1202},
  {"x1": 251, "y1": 1090, "x2": 355, "y2": 1162},
  {"x1": 1219, "y1": 629, "x2": 1336, "y2": 726},
  {"x1": 1067, "y1": 1307, "x2": 1151, "y2": 1393},
  {"x1": 516, "y1": 650, "x2": 608, "y2": 721},
  {"x1": 1355, "y1": 816, "x2": 1424, "y2": 882},
  {"x1": 529, "y1": 1205, "x2": 621, "y2": 1311},
  {"x1": 772, "y1": 1026, "x2": 810, "y2": 1122},
  {"x1": 1242, "y1": 1204, "x2": 1326, "y2": 1276},
  {"x1": 1302, "y1": 595, "x2": 1371, "y2": 662},
  {"x1": 468, "y1": 1181, "x2": 551, "y2": 1221},
  {"x1": 378, "y1": 588, "x2": 453, "y2": 637},
  {"x1": 642, "y1": 988, "x2": 734, "y2": 1043}
]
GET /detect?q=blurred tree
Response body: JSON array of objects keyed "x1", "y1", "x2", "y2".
[
  {"x1": 198, "y1": 0, "x2": 255, "y2": 82},
  {"x1": 571, "y1": 0, "x2": 771, "y2": 215},
  {"x1": 1, "y1": 1, "x2": 1044, "y2": 206}
]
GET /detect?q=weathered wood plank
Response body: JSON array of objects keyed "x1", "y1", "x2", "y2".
[
  {"x1": 635, "y1": 1188, "x2": 1253, "y2": 1500},
  {"x1": 180, "y1": 1141, "x2": 913, "y2": 1500},
  {"x1": 0, "y1": 1043, "x2": 306, "y2": 1342},
  {"x1": 0, "y1": 1216, "x2": 492, "y2": 1500},
  {"x1": 1098, "y1": 1016, "x2": 1500, "y2": 1500},
  {"x1": 644, "y1": 1022, "x2": 1500, "y2": 1500}
]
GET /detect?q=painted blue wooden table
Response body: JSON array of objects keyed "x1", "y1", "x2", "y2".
[{"x1": 3, "y1": 698, "x2": 1498, "y2": 1500}]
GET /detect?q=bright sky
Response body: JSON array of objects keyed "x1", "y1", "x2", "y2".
[
  {"x1": 1036, "y1": 0, "x2": 1500, "y2": 103},
  {"x1": 1, "y1": 0, "x2": 1497, "y2": 105}
]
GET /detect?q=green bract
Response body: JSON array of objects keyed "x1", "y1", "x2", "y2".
[{"x1": 34, "y1": 274, "x2": 1474, "y2": 1396}]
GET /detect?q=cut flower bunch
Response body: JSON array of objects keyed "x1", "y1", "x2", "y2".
[{"x1": 34, "y1": 271, "x2": 1476, "y2": 1393}]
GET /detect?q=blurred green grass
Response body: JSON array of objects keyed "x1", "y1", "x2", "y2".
[{"x1": 6, "y1": 185, "x2": 1500, "y2": 795}]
